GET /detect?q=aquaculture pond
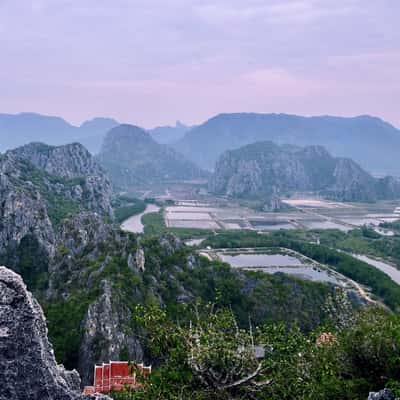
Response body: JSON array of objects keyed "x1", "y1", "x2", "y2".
[{"x1": 217, "y1": 252, "x2": 339, "y2": 284}]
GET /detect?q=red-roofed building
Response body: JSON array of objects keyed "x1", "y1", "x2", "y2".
[{"x1": 83, "y1": 361, "x2": 151, "y2": 395}]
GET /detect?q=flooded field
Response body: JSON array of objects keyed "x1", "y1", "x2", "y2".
[
  {"x1": 301, "y1": 221, "x2": 351, "y2": 231},
  {"x1": 212, "y1": 249, "x2": 341, "y2": 284},
  {"x1": 250, "y1": 218, "x2": 295, "y2": 228},
  {"x1": 167, "y1": 211, "x2": 213, "y2": 220},
  {"x1": 341, "y1": 218, "x2": 383, "y2": 226},
  {"x1": 244, "y1": 266, "x2": 339, "y2": 284},
  {"x1": 218, "y1": 253, "x2": 306, "y2": 267},
  {"x1": 135, "y1": 184, "x2": 399, "y2": 235},
  {"x1": 169, "y1": 220, "x2": 220, "y2": 229},
  {"x1": 222, "y1": 222, "x2": 242, "y2": 230},
  {"x1": 166, "y1": 206, "x2": 220, "y2": 213},
  {"x1": 283, "y1": 199, "x2": 354, "y2": 209},
  {"x1": 252, "y1": 222, "x2": 295, "y2": 231}
]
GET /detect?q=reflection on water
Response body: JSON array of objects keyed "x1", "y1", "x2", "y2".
[
  {"x1": 351, "y1": 254, "x2": 400, "y2": 285},
  {"x1": 169, "y1": 220, "x2": 220, "y2": 229},
  {"x1": 302, "y1": 221, "x2": 351, "y2": 231},
  {"x1": 244, "y1": 266, "x2": 339, "y2": 284},
  {"x1": 219, "y1": 253, "x2": 304, "y2": 267},
  {"x1": 253, "y1": 223, "x2": 294, "y2": 231},
  {"x1": 121, "y1": 204, "x2": 160, "y2": 233},
  {"x1": 218, "y1": 253, "x2": 338, "y2": 283}
]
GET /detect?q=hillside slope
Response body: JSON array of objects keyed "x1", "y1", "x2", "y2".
[
  {"x1": 0, "y1": 142, "x2": 113, "y2": 268},
  {"x1": 175, "y1": 113, "x2": 400, "y2": 175},
  {"x1": 148, "y1": 121, "x2": 192, "y2": 144},
  {"x1": 209, "y1": 141, "x2": 400, "y2": 202},
  {"x1": 0, "y1": 112, "x2": 118, "y2": 153},
  {"x1": 97, "y1": 124, "x2": 207, "y2": 188}
]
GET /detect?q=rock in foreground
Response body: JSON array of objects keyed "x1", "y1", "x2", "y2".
[
  {"x1": 368, "y1": 389, "x2": 395, "y2": 400},
  {"x1": 0, "y1": 266, "x2": 86, "y2": 400}
]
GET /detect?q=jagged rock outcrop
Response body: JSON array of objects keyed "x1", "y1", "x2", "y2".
[
  {"x1": 209, "y1": 141, "x2": 400, "y2": 202},
  {"x1": 262, "y1": 191, "x2": 291, "y2": 212},
  {"x1": 9, "y1": 142, "x2": 113, "y2": 216},
  {"x1": 57, "y1": 212, "x2": 113, "y2": 256},
  {"x1": 135, "y1": 247, "x2": 145, "y2": 271},
  {"x1": 174, "y1": 112, "x2": 400, "y2": 176},
  {"x1": 97, "y1": 124, "x2": 207, "y2": 188},
  {"x1": 0, "y1": 266, "x2": 83, "y2": 400},
  {"x1": 78, "y1": 280, "x2": 144, "y2": 385},
  {"x1": 159, "y1": 233, "x2": 183, "y2": 255},
  {"x1": 0, "y1": 153, "x2": 56, "y2": 258},
  {"x1": 367, "y1": 389, "x2": 395, "y2": 400},
  {"x1": 0, "y1": 142, "x2": 114, "y2": 271}
]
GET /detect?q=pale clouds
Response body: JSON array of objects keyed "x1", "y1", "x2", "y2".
[{"x1": 0, "y1": 0, "x2": 399, "y2": 127}]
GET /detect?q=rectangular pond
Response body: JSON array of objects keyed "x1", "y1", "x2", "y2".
[
  {"x1": 218, "y1": 253, "x2": 306, "y2": 267},
  {"x1": 167, "y1": 212, "x2": 213, "y2": 220},
  {"x1": 301, "y1": 221, "x2": 351, "y2": 231},
  {"x1": 169, "y1": 220, "x2": 220, "y2": 229},
  {"x1": 251, "y1": 222, "x2": 295, "y2": 231},
  {"x1": 217, "y1": 252, "x2": 339, "y2": 284}
]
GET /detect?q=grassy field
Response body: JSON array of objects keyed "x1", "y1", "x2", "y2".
[{"x1": 142, "y1": 211, "x2": 218, "y2": 239}]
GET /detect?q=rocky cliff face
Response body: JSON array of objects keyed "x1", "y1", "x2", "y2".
[
  {"x1": 97, "y1": 124, "x2": 207, "y2": 188},
  {"x1": 9, "y1": 142, "x2": 113, "y2": 215},
  {"x1": 0, "y1": 143, "x2": 113, "y2": 269},
  {"x1": 42, "y1": 212, "x2": 148, "y2": 385},
  {"x1": 209, "y1": 141, "x2": 400, "y2": 202},
  {"x1": 174, "y1": 112, "x2": 400, "y2": 176},
  {"x1": 0, "y1": 266, "x2": 83, "y2": 400},
  {"x1": 0, "y1": 153, "x2": 56, "y2": 258},
  {"x1": 78, "y1": 280, "x2": 144, "y2": 385}
]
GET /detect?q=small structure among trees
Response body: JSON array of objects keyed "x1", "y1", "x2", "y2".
[{"x1": 83, "y1": 361, "x2": 151, "y2": 395}]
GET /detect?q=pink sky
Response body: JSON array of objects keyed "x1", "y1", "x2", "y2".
[{"x1": 0, "y1": 0, "x2": 399, "y2": 128}]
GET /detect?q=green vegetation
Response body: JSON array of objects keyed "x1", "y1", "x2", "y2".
[
  {"x1": 116, "y1": 305, "x2": 400, "y2": 400},
  {"x1": 380, "y1": 219, "x2": 400, "y2": 233},
  {"x1": 15, "y1": 159, "x2": 88, "y2": 225},
  {"x1": 16, "y1": 235, "x2": 49, "y2": 291},
  {"x1": 46, "y1": 196, "x2": 81, "y2": 226},
  {"x1": 41, "y1": 229, "x2": 337, "y2": 370},
  {"x1": 308, "y1": 228, "x2": 400, "y2": 266},
  {"x1": 203, "y1": 230, "x2": 400, "y2": 311},
  {"x1": 142, "y1": 211, "x2": 216, "y2": 239},
  {"x1": 142, "y1": 211, "x2": 166, "y2": 235},
  {"x1": 45, "y1": 292, "x2": 95, "y2": 369}
]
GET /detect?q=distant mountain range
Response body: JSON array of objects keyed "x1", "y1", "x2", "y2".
[
  {"x1": 147, "y1": 121, "x2": 193, "y2": 144},
  {"x1": 97, "y1": 124, "x2": 207, "y2": 189},
  {"x1": 209, "y1": 141, "x2": 400, "y2": 202},
  {"x1": 174, "y1": 113, "x2": 400, "y2": 176},
  {"x1": 0, "y1": 113, "x2": 119, "y2": 154},
  {"x1": 0, "y1": 112, "x2": 190, "y2": 153},
  {"x1": 3, "y1": 111, "x2": 400, "y2": 178}
]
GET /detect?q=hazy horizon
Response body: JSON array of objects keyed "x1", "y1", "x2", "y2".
[
  {"x1": 2, "y1": 110, "x2": 400, "y2": 131},
  {"x1": 1, "y1": 1, "x2": 399, "y2": 127}
]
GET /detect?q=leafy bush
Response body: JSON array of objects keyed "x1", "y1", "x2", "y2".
[{"x1": 117, "y1": 305, "x2": 400, "y2": 400}]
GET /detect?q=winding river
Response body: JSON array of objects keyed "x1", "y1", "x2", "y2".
[
  {"x1": 120, "y1": 204, "x2": 160, "y2": 233},
  {"x1": 351, "y1": 254, "x2": 400, "y2": 285}
]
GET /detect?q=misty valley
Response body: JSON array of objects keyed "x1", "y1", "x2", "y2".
[{"x1": 2, "y1": 111, "x2": 400, "y2": 400}]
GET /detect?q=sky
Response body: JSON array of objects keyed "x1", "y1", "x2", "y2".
[{"x1": 0, "y1": 0, "x2": 399, "y2": 128}]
